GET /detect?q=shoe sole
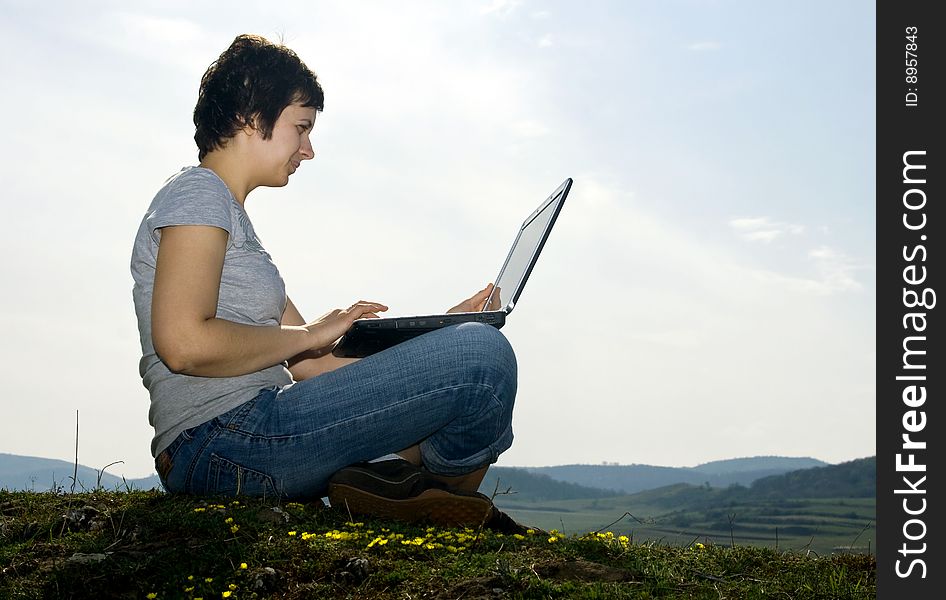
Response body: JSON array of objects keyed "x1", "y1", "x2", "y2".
[{"x1": 327, "y1": 483, "x2": 493, "y2": 527}]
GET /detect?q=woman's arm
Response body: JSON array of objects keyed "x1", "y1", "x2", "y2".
[
  {"x1": 282, "y1": 297, "x2": 360, "y2": 381},
  {"x1": 151, "y1": 225, "x2": 383, "y2": 377}
]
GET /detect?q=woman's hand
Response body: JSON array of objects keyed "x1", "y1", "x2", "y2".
[
  {"x1": 304, "y1": 301, "x2": 388, "y2": 349},
  {"x1": 447, "y1": 283, "x2": 498, "y2": 314}
]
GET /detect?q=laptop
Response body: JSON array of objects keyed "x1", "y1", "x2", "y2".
[{"x1": 332, "y1": 178, "x2": 572, "y2": 358}]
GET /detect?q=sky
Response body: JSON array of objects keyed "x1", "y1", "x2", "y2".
[{"x1": 0, "y1": 0, "x2": 876, "y2": 479}]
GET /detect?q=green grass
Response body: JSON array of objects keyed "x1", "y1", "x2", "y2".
[
  {"x1": 0, "y1": 489, "x2": 875, "y2": 599},
  {"x1": 494, "y1": 492, "x2": 875, "y2": 557}
]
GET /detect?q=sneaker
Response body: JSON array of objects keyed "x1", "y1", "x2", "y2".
[{"x1": 327, "y1": 460, "x2": 494, "y2": 527}]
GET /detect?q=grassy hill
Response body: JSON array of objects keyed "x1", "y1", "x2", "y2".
[
  {"x1": 690, "y1": 456, "x2": 826, "y2": 474},
  {"x1": 480, "y1": 467, "x2": 621, "y2": 501},
  {"x1": 492, "y1": 457, "x2": 876, "y2": 556},
  {"x1": 0, "y1": 453, "x2": 836, "y2": 500},
  {"x1": 0, "y1": 489, "x2": 875, "y2": 599},
  {"x1": 747, "y1": 456, "x2": 874, "y2": 498},
  {"x1": 519, "y1": 456, "x2": 829, "y2": 494}
]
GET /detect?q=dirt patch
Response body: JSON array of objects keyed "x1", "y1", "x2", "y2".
[{"x1": 535, "y1": 558, "x2": 638, "y2": 583}]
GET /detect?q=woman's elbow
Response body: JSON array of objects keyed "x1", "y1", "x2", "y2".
[{"x1": 153, "y1": 331, "x2": 200, "y2": 374}]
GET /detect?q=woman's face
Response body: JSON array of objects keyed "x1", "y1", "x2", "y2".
[{"x1": 250, "y1": 102, "x2": 317, "y2": 187}]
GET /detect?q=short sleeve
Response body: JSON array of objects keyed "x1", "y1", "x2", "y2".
[{"x1": 146, "y1": 168, "x2": 234, "y2": 244}]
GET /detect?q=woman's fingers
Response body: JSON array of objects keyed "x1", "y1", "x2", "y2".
[
  {"x1": 345, "y1": 301, "x2": 387, "y2": 320},
  {"x1": 471, "y1": 283, "x2": 494, "y2": 310},
  {"x1": 349, "y1": 300, "x2": 388, "y2": 310}
]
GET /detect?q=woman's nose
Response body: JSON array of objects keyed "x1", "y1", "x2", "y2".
[{"x1": 300, "y1": 134, "x2": 315, "y2": 160}]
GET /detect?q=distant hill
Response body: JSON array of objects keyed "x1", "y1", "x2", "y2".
[
  {"x1": 623, "y1": 456, "x2": 876, "y2": 510},
  {"x1": 0, "y1": 453, "x2": 161, "y2": 492},
  {"x1": 747, "y1": 455, "x2": 875, "y2": 499},
  {"x1": 519, "y1": 456, "x2": 829, "y2": 494},
  {"x1": 479, "y1": 467, "x2": 620, "y2": 501},
  {"x1": 691, "y1": 456, "x2": 825, "y2": 475},
  {"x1": 2, "y1": 452, "x2": 850, "y2": 502}
]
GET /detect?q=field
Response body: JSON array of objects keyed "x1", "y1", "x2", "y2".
[{"x1": 494, "y1": 493, "x2": 876, "y2": 557}]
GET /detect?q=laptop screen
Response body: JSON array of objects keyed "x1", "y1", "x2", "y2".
[{"x1": 485, "y1": 179, "x2": 570, "y2": 314}]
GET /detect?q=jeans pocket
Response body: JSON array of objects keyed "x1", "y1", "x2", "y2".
[
  {"x1": 207, "y1": 453, "x2": 279, "y2": 498},
  {"x1": 156, "y1": 426, "x2": 201, "y2": 490}
]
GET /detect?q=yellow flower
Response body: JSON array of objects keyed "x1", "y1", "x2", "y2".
[
  {"x1": 548, "y1": 536, "x2": 559, "y2": 543},
  {"x1": 146, "y1": 594, "x2": 157, "y2": 599},
  {"x1": 513, "y1": 534, "x2": 525, "y2": 540},
  {"x1": 230, "y1": 525, "x2": 240, "y2": 534},
  {"x1": 228, "y1": 583, "x2": 237, "y2": 590},
  {"x1": 225, "y1": 517, "x2": 234, "y2": 524},
  {"x1": 187, "y1": 575, "x2": 194, "y2": 581},
  {"x1": 193, "y1": 507, "x2": 206, "y2": 513},
  {"x1": 222, "y1": 593, "x2": 232, "y2": 599},
  {"x1": 205, "y1": 577, "x2": 214, "y2": 583},
  {"x1": 694, "y1": 542, "x2": 705, "y2": 550},
  {"x1": 184, "y1": 587, "x2": 194, "y2": 592},
  {"x1": 287, "y1": 531, "x2": 297, "y2": 536},
  {"x1": 240, "y1": 562, "x2": 248, "y2": 570}
]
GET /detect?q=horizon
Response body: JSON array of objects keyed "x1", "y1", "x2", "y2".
[{"x1": 0, "y1": 450, "x2": 873, "y2": 483}]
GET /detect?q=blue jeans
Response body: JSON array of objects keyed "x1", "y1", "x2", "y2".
[{"x1": 155, "y1": 323, "x2": 517, "y2": 500}]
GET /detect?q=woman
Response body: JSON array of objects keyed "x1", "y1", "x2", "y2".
[{"x1": 131, "y1": 34, "x2": 522, "y2": 531}]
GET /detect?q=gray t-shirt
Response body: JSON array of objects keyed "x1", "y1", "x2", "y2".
[{"x1": 131, "y1": 166, "x2": 294, "y2": 457}]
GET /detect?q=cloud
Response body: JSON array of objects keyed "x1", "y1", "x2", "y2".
[
  {"x1": 726, "y1": 218, "x2": 864, "y2": 293},
  {"x1": 729, "y1": 217, "x2": 769, "y2": 230},
  {"x1": 687, "y1": 41, "x2": 722, "y2": 52},
  {"x1": 743, "y1": 230, "x2": 783, "y2": 242},
  {"x1": 807, "y1": 245, "x2": 866, "y2": 293},
  {"x1": 512, "y1": 119, "x2": 549, "y2": 137},
  {"x1": 67, "y1": 10, "x2": 215, "y2": 75},
  {"x1": 480, "y1": 0, "x2": 522, "y2": 18},
  {"x1": 537, "y1": 33, "x2": 553, "y2": 48},
  {"x1": 729, "y1": 216, "x2": 805, "y2": 242}
]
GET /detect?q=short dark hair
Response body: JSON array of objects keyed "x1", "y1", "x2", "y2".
[{"x1": 193, "y1": 34, "x2": 324, "y2": 160}]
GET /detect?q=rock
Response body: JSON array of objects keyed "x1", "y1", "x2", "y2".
[
  {"x1": 251, "y1": 566, "x2": 279, "y2": 593},
  {"x1": 255, "y1": 506, "x2": 291, "y2": 525},
  {"x1": 336, "y1": 557, "x2": 372, "y2": 584},
  {"x1": 67, "y1": 553, "x2": 109, "y2": 565},
  {"x1": 61, "y1": 505, "x2": 101, "y2": 531}
]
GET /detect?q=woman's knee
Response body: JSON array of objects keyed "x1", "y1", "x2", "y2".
[
  {"x1": 451, "y1": 322, "x2": 517, "y2": 378},
  {"x1": 451, "y1": 323, "x2": 517, "y2": 419}
]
